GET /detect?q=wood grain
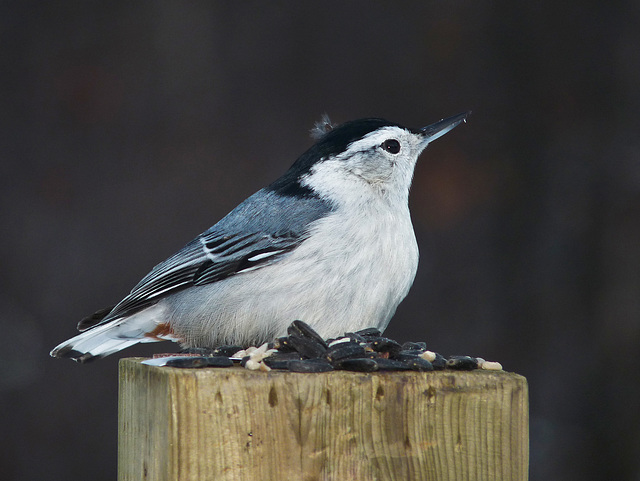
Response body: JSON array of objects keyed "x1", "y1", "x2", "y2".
[{"x1": 118, "y1": 358, "x2": 528, "y2": 481}]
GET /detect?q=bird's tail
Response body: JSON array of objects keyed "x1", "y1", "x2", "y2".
[{"x1": 50, "y1": 304, "x2": 175, "y2": 363}]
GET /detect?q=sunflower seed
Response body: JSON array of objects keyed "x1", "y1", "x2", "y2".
[
  {"x1": 369, "y1": 337, "x2": 403, "y2": 356},
  {"x1": 446, "y1": 355, "x2": 479, "y2": 370},
  {"x1": 392, "y1": 350, "x2": 422, "y2": 362},
  {"x1": 406, "y1": 357, "x2": 434, "y2": 372},
  {"x1": 288, "y1": 359, "x2": 334, "y2": 373},
  {"x1": 165, "y1": 356, "x2": 233, "y2": 368},
  {"x1": 354, "y1": 327, "x2": 382, "y2": 338},
  {"x1": 334, "y1": 357, "x2": 379, "y2": 372},
  {"x1": 373, "y1": 358, "x2": 411, "y2": 371},
  {"x1": 287, "y1": 320, "x2": 328, "y2": 348},
  {"x1": 326, "y1": 342, "x2": 366, "y2": 363},
  {"x1": 212, "y1": 345, "x2": 244, "y2": 357},
  {"x1": 432, "y1": 352, "x2": 447, "y2": 370},
  {"x1": 287, "y1": 334, "x2": 327, "y2": 359}
]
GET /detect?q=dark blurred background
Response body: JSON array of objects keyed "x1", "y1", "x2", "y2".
[{"x1": 1, "y1": 2, "x2": 639, "y2": 480}]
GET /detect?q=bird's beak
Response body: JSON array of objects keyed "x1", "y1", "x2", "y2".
[{"x1": 419, "y1": 111, "x2": 470, "y2": 146}]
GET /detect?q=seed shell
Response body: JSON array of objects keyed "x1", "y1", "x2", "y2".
[
  {"x1": 354, "y1": 327, "x2": 382, "y2": 338},
  {"x1": 154, "y1": 320, "x2": 497, "y2": 374},
  {"x1": 393, "y1": 350, "x2": 422, "y2": 362},
  {"x1": 334, "y1": 357, "x2": 379, "y2": 372},
  {"x1": 406, "y1": 357, "x2": 434, "y2": 372},
  {"x1": 288, "y1": 359, "x2": 334, "y2": 373},
  {"x1": 481, "y1": 361, "x2": 503, "y2": 371},
  {"x1": 212, "y1": 345, "x2": 244, "y2": 357},
  {"x1": 373, "y1": 358, "x2": 411, "y2": 371},
  {"x1": 343, "y1": 332, "x2": 367, "y2": 343},
  {"x1": 431, "y1": 352, "x2": 447, "y2": 370},
  {"x1": 419, "y1": 350, "x2": 437, "y2": 362},
  {"x1": 326, "y1": 342, "x2": 366, "y2": 363},
  {"x1": 287, "y1": 320, "x2": 328, "y2": 348},
  {"x1": 165, "y1": 356, "x2": 233, "y2": 368},
  {"x1": 370, "y1": 337, "x2": 403, "y2": 356},
  {"x1": 262, "y1": 358, "x2": 290, "y2": 370},
  {"x1": 446, "y1": 355, "x2": 479, "y2": 371},
  {"x1": 287, "y1": 334, "x2": 327, "y2": 359},
  {"x1": 270, "y1": 337, "x2": 297, "y2": 353},
  {"x1": 262, "y1": 351, "x2": 302, "y2": 370},
  {"x1": 244, "y1": 359, "x2": 262, "y2": 370}
]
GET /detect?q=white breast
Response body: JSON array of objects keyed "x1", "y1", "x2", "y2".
[
  {"x1": 165, "y1": 200, "x2": 419, "y2": 347},
  {"x1": 292, "y1": 201, "x2": 420, "y2": 335}
]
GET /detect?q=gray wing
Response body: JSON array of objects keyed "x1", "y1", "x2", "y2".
[{"x1": 83, "y1": 189, "x2": 332, "y2": 328}]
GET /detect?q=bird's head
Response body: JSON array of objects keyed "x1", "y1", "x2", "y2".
[{"x1": 268, "y1": 112, "x2": 469, "y2": 206}]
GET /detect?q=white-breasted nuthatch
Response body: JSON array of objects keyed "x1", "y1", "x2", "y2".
[{"x1": 51, "y1": 112, "x2": 469, "y2": 362}]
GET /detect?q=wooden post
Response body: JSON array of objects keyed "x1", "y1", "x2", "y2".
[{"x1": 118, "y1": 358, "x2": 528, "y2": 481}]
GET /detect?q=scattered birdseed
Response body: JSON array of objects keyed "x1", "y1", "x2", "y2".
[
  {"x1": 288, "y1": 359, "x2": 334, "y2": 373},
  {"x1": 325, "y1": 342, "x2": 366, "y2": 362},
  {"x1": 406, "y1": 357, "x2": 434, "y2": 372},
  {"x1": 446, "y1": 355, "x2": 479, "y2": 371},
  {"x1": 259, "y1": 361, "x2": 272, "y2": 372},
  {"x1": 248, "y1": 344, "x2": 276, "y2": 363},
  {"x1": 287, "y1": 334, "x2": 327, "y2": 359},
  {"x1": 370, "y1": 338, "x2": 403, "y2": 357},
  {"x1": 232, "y1": 349, "x2": 247, "y2": 359},
  {"x1": 333, "y1": 357, "x2": 379, "y2": 372},
  {"x1": 353, "y1": 327, "x2": 382, "y2": 338},
  {"x1": 148, "y1": 320, "x2": 503, "y2": 373},
  {"x1": 165, "y1": 356, "x2": 233, "y2": 368},
  {"x1": 213, "y1": 345, "x2": 243, "y2": 357},
  {"x1": 262, "y1": 351, "x2": 301, "y2": 370},
  {"x1": 481, "y1": 361, "x2": 503, "y2": 371},
  {"x1": 288, "y1": 320, "x2": 328, "y2": 348},
  {"x1": 244, "y1": 359, "x2": 261, "y2": 371},
  {"x1": 394, "y1": 350, "x2": 423, "y2": 362},
  {"x1": 328, "y1": 337, "x2": 352, "y2": 347},
  {"x1": 374, "y1": 358, "x2": 411, "y2": 371},
  {"x1": 431, "y1": 352, "x2": 448, "y2": 370}
]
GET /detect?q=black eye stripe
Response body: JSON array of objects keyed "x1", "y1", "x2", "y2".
[{"x1": 381, "y1": 139, "x2": 401, "y2": 154}]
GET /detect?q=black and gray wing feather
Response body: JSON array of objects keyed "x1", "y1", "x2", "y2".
[{"x1": 79, "y1": 189, "x2": 332, "y2": 330}]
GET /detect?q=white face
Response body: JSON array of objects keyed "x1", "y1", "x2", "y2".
[{"x1": 301, "y1": 126, "x2": 429, "y2": 206}]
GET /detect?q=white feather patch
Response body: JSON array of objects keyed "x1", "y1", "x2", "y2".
[{"x1": 247, "y1": 251, "x2": 280, "y2": 262}]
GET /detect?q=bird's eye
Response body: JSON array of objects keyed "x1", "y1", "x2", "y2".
[{"x1": 381, "y1": 139, "x2": 401, "y2": 154}]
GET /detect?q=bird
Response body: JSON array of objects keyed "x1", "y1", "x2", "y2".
[{"x1": 50, "y1": 112, "x2": 469, "y2": 363}]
